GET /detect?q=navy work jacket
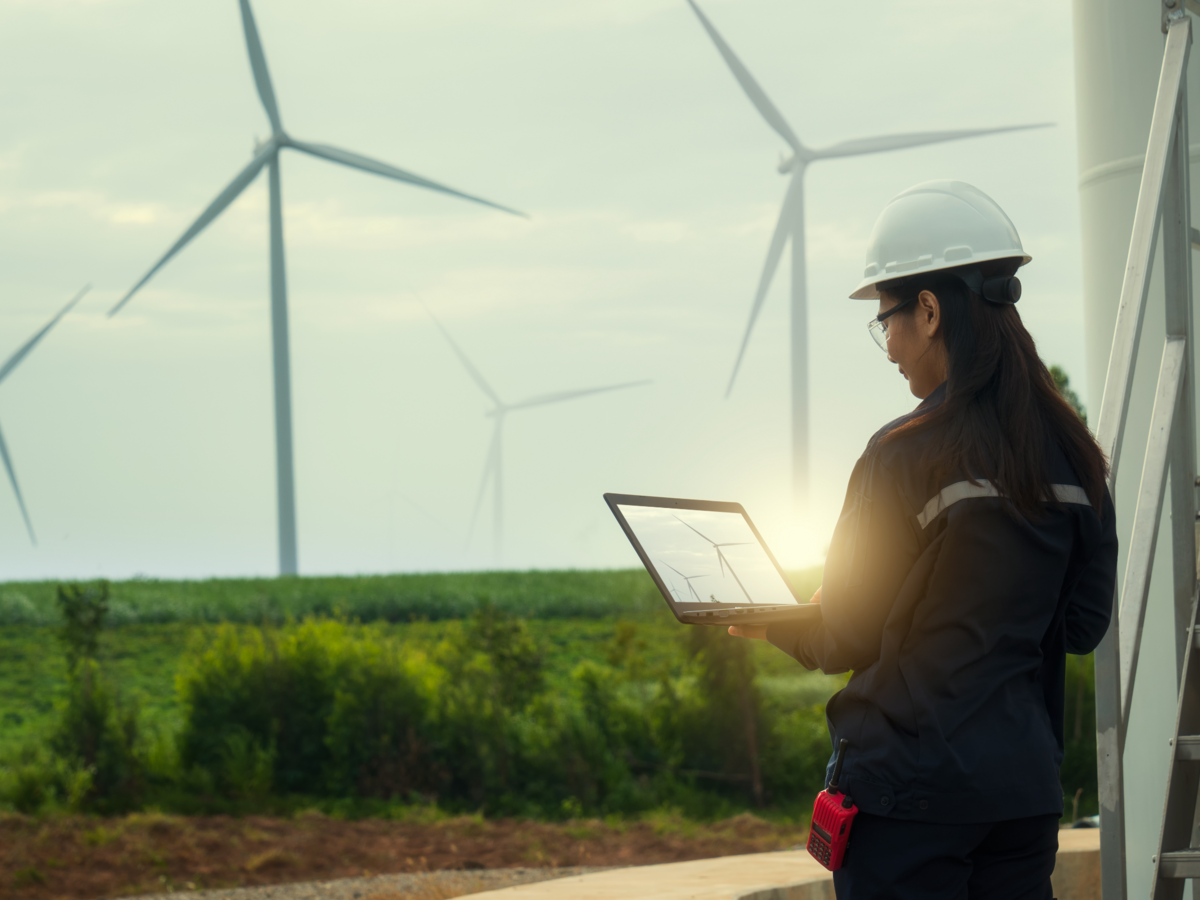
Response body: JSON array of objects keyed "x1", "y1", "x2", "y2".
[{"x1": 768, "y1": 384, "x2": 1116, "y2": 824}]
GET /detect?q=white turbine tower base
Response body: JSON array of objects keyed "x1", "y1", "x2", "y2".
[
  {"x1": 685, "y1": 0, "x2": 1051, "y2": 511},
  {"x1": 109, "y1": 0, "x2": 524, "y2": 576},
  {"x1": 0, "y1": 285, "x2": 89, "y2": 545},
  {"x1": 424, "y1": 306, "x2": 650, "y2": 562}
]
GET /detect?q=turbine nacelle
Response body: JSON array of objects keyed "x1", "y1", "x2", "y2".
[
  {"x1": 253, "y1": 133, "x2": 283, "y2": 156},
  {"x1": 777, "y1": 152, "x2": 813, "y2": 174}
]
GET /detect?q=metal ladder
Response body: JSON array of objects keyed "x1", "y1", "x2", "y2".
[
  {"x1": 1153, "y1": 593, "x2": 1200, "y2": 894},
  {"x1": 1095, "y1": 4, "x2": 1200, "y2": 898}
]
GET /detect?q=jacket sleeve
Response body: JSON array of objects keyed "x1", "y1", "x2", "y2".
[
  {"x1": 767, "y1": 449, "x2": 921, "y2": 673},
  {"x1": 1064, "y1": 488, "x2": 1117, "y2": 656}
]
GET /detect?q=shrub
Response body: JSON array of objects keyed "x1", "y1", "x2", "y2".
[
  {"x1": 40, "y1": 581, "x2": 146, "y2": 813},
  {"x1": 163, "y1": 608, "x2": 840, "y2": 816},
  {"x1": 50, "y1": 660, "x2": 143, "y2": 812},
  {"x1": 176, "y1": 620, "x2": 342, "y2": 795},
  {"x1": 535, "y1": 659, "x2": 660, "y2": 815},
  {"x1": 428, "y1": 608, "x2": 544, "y2": 809},
  {"x1": 325, "y1": 635, "x2": 440, "y2": 799},
  {"x1": 56, "y1": 582, "x2": 109, "y2": 670},
  {"x1": 659, "y1": 625, "x2": 768, "y2": 806},
  {"x1": 0, "y1": 736, "x2": 97, "y2": 814}
]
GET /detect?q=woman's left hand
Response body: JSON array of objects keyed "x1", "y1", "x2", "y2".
[{"x1": 728, "y1": 625, "x2": 769, "y2": 640}]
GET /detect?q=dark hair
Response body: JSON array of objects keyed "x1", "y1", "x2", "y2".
[{"x1": 879, "y1": 262, "x2": 1108, "y2": 514}]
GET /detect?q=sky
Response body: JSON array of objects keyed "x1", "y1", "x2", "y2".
[{"x1": 0, "y1": 0, "x2": 1085, "y2": 580}]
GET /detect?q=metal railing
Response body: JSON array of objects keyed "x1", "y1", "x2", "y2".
[{"x1": 1094, "y1": 6, "x2": 1199, "y2": 898}]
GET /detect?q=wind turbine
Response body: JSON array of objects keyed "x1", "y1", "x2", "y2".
[
  {"x1": 108, "y1": 0, "x2": 524, "y2": 576},
  {"x1": 660, "y1": 572, "x2": 684, "y2": 603},
  {"x1": 684, "y1": 0, "x2": 1051, "y2": 510},
  {"x1": 673, "y1": 514, "x2": 754, "y2": 603},
  {"x1": 0, "y1": 286, "x2": 90, "y2": 544},
  {"x1": 424, "y1": 308, "x2": 649, "y2": 560},
  {"x1": 662, "y1": 561, "x2": 709, "y2": 603}
]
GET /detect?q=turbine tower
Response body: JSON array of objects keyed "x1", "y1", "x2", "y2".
[
  {"x1": 0, "y1": 286, "x2": 90, "y2": 544},
  {"x1": 425, "y1": 308, "x2": 649, "y2": 560},
  {"x1": 109, "y1": 1, "x2": 523, "y2": 576},
  {"x1": 685, "y1": 0, "x2": 1050, "y2": 510}
]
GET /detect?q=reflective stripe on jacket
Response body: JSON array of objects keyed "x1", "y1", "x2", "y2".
[{"x1": 767, "y1": 383, "x2": 1117, "y2": 824}]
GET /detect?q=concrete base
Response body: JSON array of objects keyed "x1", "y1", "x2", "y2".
[
  {"x1": 465, "y1": 828, "x2": 1100, "y2": 900},
  {"x1": 1052, "y1": 829, "x2": 1101, "y2": 900}
]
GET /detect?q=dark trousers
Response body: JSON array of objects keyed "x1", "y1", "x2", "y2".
[{"x1": 832, "y1": 812, "x2": 1061, "y2": 900}]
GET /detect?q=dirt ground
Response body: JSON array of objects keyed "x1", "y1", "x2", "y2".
[{"x1": 1, "y1": 811, "x2": 809, "y2": 900}]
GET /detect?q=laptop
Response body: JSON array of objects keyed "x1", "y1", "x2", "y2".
[{"x1": 604, "y1": 493, "x2": 822, "y2": 626}]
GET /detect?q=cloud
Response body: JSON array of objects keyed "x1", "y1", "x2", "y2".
[{"x1": 7, "y1": 189, "x2": 172, "y2": 227}]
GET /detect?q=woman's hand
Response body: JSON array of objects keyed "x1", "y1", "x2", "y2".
[
  {"x1": 810, "y1": 586, "x2": 822, "y2": 604},
  {"x1": 728, "y1": 625, "x2": 769, "y2": 640}
]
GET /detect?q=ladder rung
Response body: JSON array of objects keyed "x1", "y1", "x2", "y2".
[
  {"x1": 1176, "y1": 736, "x2": 1200, "y2": 760},
  {"x1": 1160, "y1": 851, "x2": 1200, "y2": 878}
]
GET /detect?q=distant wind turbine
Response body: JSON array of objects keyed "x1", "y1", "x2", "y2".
[
  {"x1": 108, "y1": 0, "x2": 524, "y2": 576},
  {"x1": 660, "y1": 572, "x2": 684, "y2": 603},
  {"x1": 684, "y1": 0, "x2": 1051, "y2": 509},
  {"x1": 0, "y1": 285, "x2": 90, "y2": 544},
  {"x1": 673, "y1": 515, "x2": 754, "y2": 603},
  {"x1": 663, "y1": 561, "x2": 709, "y2": 603},
  {"x1": 424, "y1": 308, "x2": 649, "y2": 560}
]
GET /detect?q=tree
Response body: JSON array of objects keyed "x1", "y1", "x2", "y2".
[{"x1": 1050, "y1": 365, "x2": 1087, "y2": 424}]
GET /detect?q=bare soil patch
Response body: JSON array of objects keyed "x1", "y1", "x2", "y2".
[{"x1": 1, "y1": 811, "x2": 807, "y2": 900}]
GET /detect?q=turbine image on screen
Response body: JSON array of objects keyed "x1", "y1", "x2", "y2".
[{"x1": 618, "y1": 505, "x2": 800, "y2": 606}]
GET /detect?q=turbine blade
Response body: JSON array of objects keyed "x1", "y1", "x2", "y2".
[
  {"x1": 0, "y1": 420, "x2": 35, "y2": 545},
  {"x1": 239, "y1": 0, "x2": 283, "y2": 134},
  {"x1": 506, "y1": 379, "x2": 651, "y2": 413},
  {"x1": 0, "y1": 285, "x2": 90, "y2": 386},
  {"x1": 109, "y1": 147, "x2": 273, "y2": 316},
  {"x1": 421, "y1": 304, "x2": 503, "y2": 407},
  {"x1": 288, "y1": 139, "x2": 527, "y2": 218},
  {"x1": 812, "y1": 123, "x2": 1054, "y2": 160},
  {"x1": 673, "y1": 513, "x2": 716, "y2": 546},
  {"x1": 726, "y1": 175, "x2": 801, "y2": 398},
  {"x1": 684, "y1": 0, "x2": 802, "y2": 153},
  {"x1": 466, "y1": 425, "x2": 500, "y2": 548}
]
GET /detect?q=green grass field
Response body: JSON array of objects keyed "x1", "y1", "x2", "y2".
[
  {"x1": 0, "y1": 569, "x2": 694, "y2": 626},
  {"x1": 0, "y1": 568, "x2": 830, "y2": 759}
]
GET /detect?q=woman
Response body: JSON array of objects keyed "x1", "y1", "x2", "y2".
[{"x1": 731, "y1": 181, "x2": 1116, "y2": 899}]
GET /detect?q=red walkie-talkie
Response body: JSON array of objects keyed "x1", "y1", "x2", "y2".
[{"x1": 807, "y1": 738, "x2": 858, "y2": 871}]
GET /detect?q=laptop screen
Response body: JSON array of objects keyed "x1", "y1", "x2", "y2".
[{"x1": 615, "y1": 503, "x2": 801, "y2": 608}]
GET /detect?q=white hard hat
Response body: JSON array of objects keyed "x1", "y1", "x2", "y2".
[{"x1": 849, "y1": 180, "x2": 1031, "y2": 300}]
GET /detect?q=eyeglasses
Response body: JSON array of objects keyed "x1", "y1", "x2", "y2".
[{"x1": 867, "y1": 297, "x2": 916, "y2": 352}]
